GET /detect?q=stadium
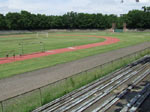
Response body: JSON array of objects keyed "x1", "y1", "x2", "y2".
[{"x1": 0, "y1": 0, "x2": 150, "y2": 112}]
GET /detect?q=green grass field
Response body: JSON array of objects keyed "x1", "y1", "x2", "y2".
[
  {"x1": 0, "y1": 33, "x2": 105, "y2": 57},
  {"x1": 0, "y1": 31, "x2": 150, "y2": 79}
]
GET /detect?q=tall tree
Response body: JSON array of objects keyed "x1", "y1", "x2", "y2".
[
  {"x1": 0, "y1": 6, "x2": 149, "y2": 30},
  {"x1": 5, "y1": 12, "x2": 21, "y2": 30},
  {"x1": 0, "y1": 14, "x2": 6, "y2": 30},
  {"x1": 126, "y1": 10, "x2": 145, "y2": 29},
  {"x1": 19, "y1": 11, "x2": 34, "y2": 30}
]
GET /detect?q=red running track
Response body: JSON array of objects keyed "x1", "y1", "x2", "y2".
[{"x1": 0, "y1": 35, "x2": 120, "y2": 64}]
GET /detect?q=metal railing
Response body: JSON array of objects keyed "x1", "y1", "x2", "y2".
[{"x1": 0, "y1": 47, "x2": 150, "y2": 112}]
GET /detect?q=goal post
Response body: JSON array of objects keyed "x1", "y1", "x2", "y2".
[
  {"x1": 18, "y1": 41, "x2": 45, "y2": 56},
  {"x1": 36, "y1": 32, "x2": 49, "y2": 38}
]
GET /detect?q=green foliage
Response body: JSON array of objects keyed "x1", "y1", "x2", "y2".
[
  {"x1": 120, "y1": 6, "x2": 150, "y2": 29},
  {"x1": 0, "y1": 6, "x2": 149, "y2": 30},
  {"x1": 0, "y1": 14, "x2": 6, "y2": 30},
  {"x1": 5, "y1": 12, "x2": 21, "y2": 30},
  {"x1": 126, "y1": 10, "x2": 145, "y2": 29}
]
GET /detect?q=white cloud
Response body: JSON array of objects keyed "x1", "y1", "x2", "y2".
[
  {"x1": 138, "y1": 0, "x2": 150, "y2": 3},
  {"x1": 0, "y1": 0, "x2": 150, "y2": 15}
]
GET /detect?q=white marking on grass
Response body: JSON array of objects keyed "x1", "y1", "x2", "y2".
[{"x1": 68, "y1": 47, "x2": 76, "y2": 50}]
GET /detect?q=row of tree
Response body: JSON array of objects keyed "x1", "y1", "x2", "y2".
[{"x1": 0, "y1": 6, "x2": 150, "y2": 30}]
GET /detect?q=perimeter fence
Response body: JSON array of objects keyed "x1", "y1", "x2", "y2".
[{"x1": 0, "y1": 47, "x2": 150, "y2": 112}]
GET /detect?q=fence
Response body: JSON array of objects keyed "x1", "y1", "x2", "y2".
[
  {"x1": 114, "y1": 29, "x2": 123, "y2": 32},
  {"x1": 0, "y1": 47, "x2": 150, "y2": 112}
]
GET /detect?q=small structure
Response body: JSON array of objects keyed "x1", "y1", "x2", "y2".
[
  {"x1": 110, "y1": 23, "x2": 116, "y2": 32},
  {"x1": 123, "y1": 23, "x2": 127, "y2": 32},
  {"x1": 110, "y1": 23, "x2": 127, "y2": 33}
]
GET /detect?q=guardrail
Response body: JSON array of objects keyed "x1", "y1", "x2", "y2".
[{"x1": 0, "y1": 47, "x2": 150, "y2": 112}]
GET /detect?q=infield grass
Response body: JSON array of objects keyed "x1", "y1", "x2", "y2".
[
  {"x1": 0, "y1": 34, "x2": 105, "y2": 57},
  {"x1": 0, "y1": 31, "x2": 150, "y2": 79}
]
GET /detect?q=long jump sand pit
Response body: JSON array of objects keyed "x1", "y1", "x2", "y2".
[{"x1": 0, "y1": 34, "x2": 120, "y2": 64}]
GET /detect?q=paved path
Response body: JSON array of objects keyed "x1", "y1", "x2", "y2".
[{"x1": 0, "y1": 42, "x2": 150, "y2": 101}]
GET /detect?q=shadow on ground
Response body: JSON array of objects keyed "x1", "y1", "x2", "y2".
[{"x1": 113, "y1": 80, "x2": 150, "y2": 112}]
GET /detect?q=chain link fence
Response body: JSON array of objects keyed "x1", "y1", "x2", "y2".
[{"x1": 0, "y1": 47, "x2": 150, "y2": 112}]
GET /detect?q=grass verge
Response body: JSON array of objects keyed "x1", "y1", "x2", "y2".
[
  {"x1": 1, "y1": 90, "x2": 41, "y2": 112},
  {"x1": 1, "y1": 48, "x2": 150, "y2": 112},
  {"x1": 0, "y1": 104, "x2": 2, "y2": 112}
]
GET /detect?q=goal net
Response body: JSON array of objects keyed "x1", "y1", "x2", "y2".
[
  {"x1": 19, "y1": 41, "x2": 45, "y2": 55},
  {"x1": 36, "y1": 32, "x2": 49, "y2": 38}
]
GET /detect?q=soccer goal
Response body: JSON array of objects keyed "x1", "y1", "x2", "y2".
[
  {"x1": 19, "y1": 41, "x2": 45, "y2": 56},
  {"x1": 36, "y1": 32, "x2": 49, "y2": 38}
]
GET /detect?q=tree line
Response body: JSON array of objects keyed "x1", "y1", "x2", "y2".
[{"x1": 0, "y1": 6, "x2": 150, "y2": 30}]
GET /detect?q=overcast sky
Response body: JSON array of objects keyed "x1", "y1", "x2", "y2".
[{"x1": 0, "y1": 0, "x2": 150, "y2": 15}]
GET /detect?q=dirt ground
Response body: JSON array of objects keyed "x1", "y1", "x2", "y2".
[{"x1": 0, "y1": 42, "x2": 150, "y2": 101}]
